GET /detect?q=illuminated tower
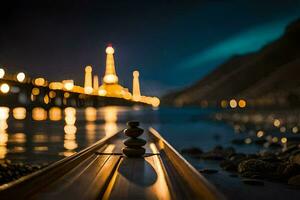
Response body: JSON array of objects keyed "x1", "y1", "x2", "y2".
[
  {"x1": 99, "y1": 45, "x2": 129, "y2": 98},
  {"x1": 93, "y1": 75, "x2": 99, "y2": 91},
  {"x1": 103, "y1": 45, "x2": 119, "y2": 84},
  {"x1": 132, "y1": 70, "x2": 141, "y2": 101},
  {"x1": 84, "y1": 66, "x2": 93, "y2": 94}
]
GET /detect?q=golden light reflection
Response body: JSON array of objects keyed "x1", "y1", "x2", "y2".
[
  {"x1": 13, "y1": 107, "x2": 26, "y2": 120},
  {"x1": 49, "y1": 107, "x2": 62, "y2": 121},
  {"x1": 99, "y1": 106, "x2": 118, "y2": 137},
  {"x1": 85, "y1": 107, "x2": 97, "y2": 122},
  {"x1": 9, "y1": 133, "x2": 26, "y2": 143},
  {"x1": 292, "y1": 126, "x2": 298, "y2": 134},
  {"x1": 49, "y1": 91, "x2": 56, "y2": 98},
  {"x1": 63, "y1": 107, "x2": 78, "y2": 155},
  {"x1": 0, "y1": 107, "x2": 9, "y2": 159},
  {"x1": 32, "y1": 107, "x2": 47, "y2": 121},
  {"x1": 256, "y1": 130, "x2": 264, "y2": 138}
]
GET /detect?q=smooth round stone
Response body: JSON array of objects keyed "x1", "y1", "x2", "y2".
[
  {"x1": 123, "y1": 127, "x2": 144, "y2": 137},
  {"x1": 126, "y1": 121, "x2": 139, "y2": 127},
  {"x1": 122, "y1": 147, "x2": 145, "y2": 157},
  {"x1": 124, "y1": 138, "x2": 146, "y2": 147}
]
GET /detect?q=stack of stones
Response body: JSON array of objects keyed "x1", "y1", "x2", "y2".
[{"x1": 122, "y1": 121, "x2": 146, "y2": 157}]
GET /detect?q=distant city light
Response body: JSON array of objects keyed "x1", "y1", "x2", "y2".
[
  {"x1": 292, "y1": 126, "x2": 298, "y2": 134},
  {"x1": 220, "y1": 100, "x2": 227, "y2": 108},
  {"x1": 0, "y1": 68, "x2": 5, "y2": 79},
  {"x1": 238, "y1": 99, "x2": 246, "y2": 108},
  {"x1": 256, "y1": 130, "x2": 264, "y2": 138},
  {"x1": 34, "y1": 78, "x2": 46, "y2": 86},
  {"x1": 229, "y1": 99, "x2": 237, "y2": 108},
  {"x1": 0, "y1": 83, "x2": 10, "y2": 94},
  {"x1": 273, "y1": 119, "x2": 281, "y2": 127},
  {"x1": 16, "y1": 72, "x2": 26, "y2": 82},
  {"x1": 63, "y1": 80, "x2": 74, "y2": 91}
]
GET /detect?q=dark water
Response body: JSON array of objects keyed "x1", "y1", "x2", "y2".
[
  {"x1": 1, "y1": 106, "x2": 300, "y2": 199},
  {"x1": 1, "y1": 106, "x2": 234, "y2": 163}
]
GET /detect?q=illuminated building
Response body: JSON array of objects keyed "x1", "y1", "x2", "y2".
[
  {"x1": 132, "y1": 71, "x2": 141, "y2": 101},
  {"x1": 84, "y1": 66, "x2": 93, "y2": 94},
  {"x1": 63, "y1": 80, "x2": 74, "y2": 91},
  {"x1": 99, "y1": 45, "x2": 131, "y2": 98}
]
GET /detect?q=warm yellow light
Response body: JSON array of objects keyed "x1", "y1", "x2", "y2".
[
  {"x1": 64, "y1": 92, "x2": 70, "y2": 98},
  {"x1": 44, "y1": 95, "x2": 50, "y2": 104},
  {"x1": 64, "y1": 125, "x2": 77, "y2": 135},
  {"x1": 273, "y1": 119, "x2": 281, "y2": 127},
  {"x1": 0, "y1": 68, "x2": 5, "y2": 79},
  {"x1": 220, "y1": 100, "x2": 227, "y2": 108},
  {"x1": 63, "y1": 80, "x2": 74, "y2": 91},
  {"x1": 238, "y1": 99, "x2": 246, "y2": 108},
  {"x1": 0, "y1": 83, "x2": 10, "y2": 94},
  {"x1": 281, "y1": 137, "x2": 287, "y2": 144},
  {"x1": 34, "y1": 78, "x2": 46, "y2": 86},
  {"x1": 13, "y1": 107, "x2": 26, "y2": 120},
  {"x1": 98, "y1": 88, "x2": 107, "y2": 96},
  {"x1": 85, "y1": 107, "x2": 97, "y2": 122},
  {"x1": 151, "y1": 97, "x2": 160, "y2": 107},
  {"x1": 272, "y1": 137, "x2": 278, "y2": 143},
  {"x1": 64, "y1": 107, "x2": 76, "y2": 125},
  {"x1": 49, "y1": 107, "x2": 62, "y2": 121},
  {"x1": 49, "y1": 91, "x2": 56, "y2": 98},
  {"x1": 16, "y1": 72, "x2": 26, "y2": 82},
  {"x1": 229, "y1": 99, "x2": 237, "y2": 108},
  {"x1": 103, "y1": 74, "x2": 118, "y2": 84},
  {"x1": 32, "y1": 87, "x2": 40, "y2": 95},
  {"x1": 32, "y1": 107, "x2": 47, "y2": 121},
  {"x1": 106, "y1": 46, "x2": 114, "y2": 54},
  {"x1": 49, "y1": 82, "x2": 63, "y2": 90},
  {"x1": 256, "y1": 130, "x2": 264, "y2": 138},
  {"x1": 84, "y1": 86, "x2": 93, "y2": 94},
  {"x1": 0, "y1": 107, "x2": 9, "y2": 120}
]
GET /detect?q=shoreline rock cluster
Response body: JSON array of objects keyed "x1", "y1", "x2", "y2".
[
  {"x1": 181, "y1": 143, "x2": 300, "y2": 187},
  {"x1": 0, "y1": 160, "x2": 48, "y2": 185}
]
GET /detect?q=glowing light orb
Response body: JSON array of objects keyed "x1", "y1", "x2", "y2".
[
  {"x1": 13, "y1": 107, "x2": 26, "y2": 120},
  {"x1": 34, "y1": 78, "x2": 46, "y2": 86},
  {"x1": 106, "y1": 46, "x2": 114, "y2": 54},
  {"x1": 98, "y1": 89, "x2": 107, "y2": 96},
  {"x1": 84, "y1": 86, "x2": 93, "y2": 94},
  {"x1": 238, "y1": 99, "x2": 246, "y2": 108},
  {"x1": 0, "y1": 68, "x2": 5, "y2": 78},
  {"x1": 229, "y1": 99, "x2": 237, "y2": 108},
  {"x1": 103, "y1": 74, "x2": 118, "y2": 84},
  {"x1": 16, "y1": 72, "x2": 26, "y2": 82},
  {"x1": 63, "y1": 80, "x2": 74, "y2": 91},
  {"x1": 0, "y1": 83, "x2": 10, "y2": 94}
]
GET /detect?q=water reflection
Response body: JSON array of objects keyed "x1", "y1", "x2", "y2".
[
  {"x1": 13, "y1": 107, "x2": 26, "y2": 120},
  {"x1": 49, "y1": 107, "x2": 62, "y2": 121},
  {"x1": 99, "y1": 106, "x2": 118, "y2": 137},
  {"x1": 32, "y1": 107, "x2": 47, "y2": 121},
  {"x1": 0, "y1": 107, "x2": 9, "y2": 159},
  {"x1": 63, "y1": 107, "x2": 78, "y2": 156}
]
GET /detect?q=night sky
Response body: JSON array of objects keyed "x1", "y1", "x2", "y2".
[{"x1": 1, "y1": 0, "x2": 300, "y2": 96}]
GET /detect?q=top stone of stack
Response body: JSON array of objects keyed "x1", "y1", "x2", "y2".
[{"x1": 127, "y1": 121, "x2": 139, "y2": 127}]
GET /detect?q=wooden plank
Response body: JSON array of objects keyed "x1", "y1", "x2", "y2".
[
  {"x1": 149, "y1": 127, "x2": 225, "y2": 200},
  {"x1": 102, "y1": 155, "x2": 172, "y2": 200}
]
